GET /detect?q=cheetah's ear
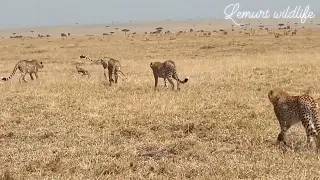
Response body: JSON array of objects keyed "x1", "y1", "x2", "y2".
[
  {"x1": 150, "y1": 62, "x2": 153, "y2": 66},
  {"x1": 268, "y1": 90, "x2": 274, "y2": 99},
  {"x1": 40, "y1": 62, "x2": 43, "y2": 64},
  {"x1": 269, "y1": 90, "x2": 273, "y2": 95}
]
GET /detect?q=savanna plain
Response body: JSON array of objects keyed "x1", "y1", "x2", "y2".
[{"x1": 1, "y1": 23, "x2": 320, "y2": 179}]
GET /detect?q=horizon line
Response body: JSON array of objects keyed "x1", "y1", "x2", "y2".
[
  {"x1": 0, "y1": 17, "x2": 225, "y2": 31},
  {"x1": 1, "y1": 16, "x2": 319, "y2": 31}
]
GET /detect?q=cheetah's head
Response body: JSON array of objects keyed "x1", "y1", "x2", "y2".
[
  {"x1": 100, "y1": 59, "x2": 108, "y2": 69},
  {"x1": 268, "y1": 88, "x2": 289, "y2": 104},
  {"x1": 38, "y1": 61, "x2": 44, "y2": 69}
]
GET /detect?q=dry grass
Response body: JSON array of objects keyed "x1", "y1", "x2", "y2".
[{"x1": 1, "y1": 28, "x2": 320, "y2": 179}]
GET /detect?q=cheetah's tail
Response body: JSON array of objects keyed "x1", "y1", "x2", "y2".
[
  {"x1": 79, "y1": 55, "x2": 94, "y2": 61},
  {"x1": 118, "y1": 70, "x2": 125, "y2": 76},
  {"x1": 2, "y1": 62, "x2": 19, "y2": 81},
  {"x1": 178, "y1": 77, "x2": 189, "y2": 84}
]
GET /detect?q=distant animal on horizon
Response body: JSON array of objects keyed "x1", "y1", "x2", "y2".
[
  {"x1": 150, "y1": 60, "x2": 188, "y2": 91},
  {"x1": 268, "y1": 88, "x2": 320, "y2": 152},
  {"x1": 1, "y1": 60, "x2": 44, "y2": 84},
  {"x1": 75, "y1": 63, "x2": 90, "y2": 78},
  {"x1": 292, "y1": 29, "x2": 297, "y2": 36}
]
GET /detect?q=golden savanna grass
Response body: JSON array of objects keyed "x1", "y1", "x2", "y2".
[{"x1": 1, "y1": 26, "x2": 320, "y2": 179}]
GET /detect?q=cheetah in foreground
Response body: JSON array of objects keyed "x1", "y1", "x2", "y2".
[
  {"x1": 151, "y1": 60, "x2": 176, "y2": 88},
  {"x1": 268, "y1": 88, "x2": 320, "y2": 152},
  {"x1": 1, "y1": 60, "x2": 44, "y2": 84},
  {"x1": 150, "y1": 60, "x2": 188, "y2": 91}
]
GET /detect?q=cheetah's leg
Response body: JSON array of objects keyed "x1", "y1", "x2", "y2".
[
  {"x1": 177, "y1": 80, "x2": 180, "y2": 91},
  {"x1": 277, "y1": 125, "x2": 291, "y2": 147},
  {"x1": 20, "y1": 73, "x2": 28, "y2": 84},
  {"x1": 19, "y1": 73, "x2": 28, "y2": 84},
  {"x1": 153, "y1": 75, "x2": 159, "y2": 90},
  {"x1": 29, "y1": 73, "x2": 34, "y2": 80},
  {"x1": 108, "y1": 69, "x2": 114, "y2": 86},
  {"x1": 299, "y1": 107, "x2": 318, "y2": 150},
  {"x1": 22, "y1": 74, "x2": 28, "y2": 83},
  {"x1": 167, "y1": 77, "x2": 175, "y2": 90},
  {"x1": 35, "y1": 73, "x2": 39, "y2": 79},
  {"x1": 275, "y1": 111, "x2": 291, "y2": 147},
  {"x1": 164, "y1": 78, "x2": 168, "y2": 88},
  {"x1": 172, "y1": 73, "x2": 181, "y2": 91},
  {"x1": 19, "y1": 74, "x2": 23, "y2": 84},
  {"x1": 311, "y1": 105, "x2": 320, "y2": 152},
  {"x1": 114, "y1": 71, "x2": 118, "y2": 84},
  {"x1": 103, "y1": 70, "x2": 107, "y2": 80}
]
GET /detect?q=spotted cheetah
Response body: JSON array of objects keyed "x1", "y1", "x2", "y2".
[
  {"x1": 162, "y1": 60, "x2": 176, "y2": 87},
  {"x1": 268, "y1": 88, "x2": 320, "y2": 151},
  {"x1": 1, "y1": 60, "x2": 44, "y2": 84},
  {"x1": 150, "y1": 60, "x2": 188, "y2": 91},
  {"x1": 101, "y1": 58, "x2": 125, "y2": 86}
]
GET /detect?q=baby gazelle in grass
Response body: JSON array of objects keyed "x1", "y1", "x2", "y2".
[
  {"x1": 150, "y1": 60, "x2": 188, "y2": 91},
  {"x1": 75, "y1": 63, "x2": 90, "y2": 78},
  {"x1": 1, "y1": 60, "x2": 44, "y2": 84},
  {"x1": 100, "y1": 58, "x2": 125, "y2": 86},
  {"x1": 268, "y1": 88, "x2": 320, "y2": 152}
]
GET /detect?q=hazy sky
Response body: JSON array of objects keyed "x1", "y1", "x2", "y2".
[{"x1": 0, "y1": 0, "x2": 318, "y2": 29}]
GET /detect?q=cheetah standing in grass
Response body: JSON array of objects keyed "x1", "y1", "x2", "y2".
[
  {"x1": 156, "y1": 60, "x2": 176, "y2": 88},
  {"x1": 101, "y1": 58, "x2": 125, "y2": 86},
  {"x1": 150, "y1": 60, "x2": 188, "y2": 91},
  {"x1": 268, "y1": 88, "x2": 320, "y2": 152},
  {"x1": 1, "y1": 60, "x2": 44, "y2": 84}
]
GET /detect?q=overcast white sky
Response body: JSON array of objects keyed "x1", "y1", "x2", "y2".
[{"x1": 0, "y1": 0, "x2": 318, "y2": 29}]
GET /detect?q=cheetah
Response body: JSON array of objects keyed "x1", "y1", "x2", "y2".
[
  {"x1": 154, "y1": 60, "x2": 176, "y2": 88},
  {"x1": 1, "y1": 60, "x2": 44, "y2": 84},
  {"x1": 101, "y1": 58, "x2": 125, "y2": 86},
  {"x1": 150, "y1": 60, "x2": 188, "y2": 91},
  {"x1": 100, "y1": 59, "x2": 109, "y2": 80},
  {"x1": 75, "y1": 63, "x2": 90, "y2": 78},
  {"x1": 268, "y1": 88, "x2": 320, "y2": 151}
]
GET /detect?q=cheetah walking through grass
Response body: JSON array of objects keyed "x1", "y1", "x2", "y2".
[
  {"x1": 150, "y1": 60, "x2": 188, "y2": 91},
  {"x1": 101, "y1": 58, "x2": 125, "y2": 86},
  {"x1": 268, "y1": 88, "x2": 320, "y2": 152},
  {"x1": 1, "y1": 60, "x2": 44, "y2": 84}
]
